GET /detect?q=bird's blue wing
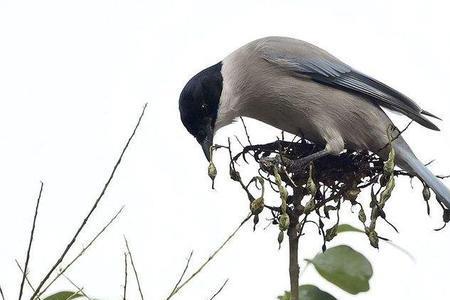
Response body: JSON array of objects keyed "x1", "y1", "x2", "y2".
[{"x1": 261, "y1": 46, "x2": 439, "y2": 131}]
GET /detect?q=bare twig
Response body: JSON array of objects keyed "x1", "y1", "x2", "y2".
[
  {"x1": 61, "y1": 274, "x2": 92, "y2": 300},
  {"x1": 14, "y1": 260, "x2": 39, "y2": 300},
  {"x1": 167, "y1": 251, "x2": 193, "y2": 299},
  {"x1": 208, "y1": 279, "x2": 229, "y2": 300},
  {"x1": 39, "y1": 206, "x2": 125, "y2": 297},
  {"x1": 124, "y1": 237, "x2": 145, "y2": 300},
  {"x1": 166, "y1": 214, "x2": 251, "y2": 300},
  {"x1": 18, "y1": 182, "x2": 44, "y2": 300},
  {"x1": 123, "y1": 253, "x2": 128, "y2": 300},
  {"x1": 0, "y1": 285, "x2": 5, "y2": 300},
  {"x1": 30, "y1": 103, "x2": 147, "y2": 300}
]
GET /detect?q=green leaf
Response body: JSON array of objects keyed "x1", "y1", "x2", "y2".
[
  {"x1": 307, "y1": 245, "x2": 373, "y2": 295},
  {"x1": 336, "y1": 224, "x2": 364, "y2": 234},
  {"x1": 277, "y1": 285, "x2": 336, "y2": 300},
  {"x1": 43, "y1": 291, "x2": 83, "y2": 300}
]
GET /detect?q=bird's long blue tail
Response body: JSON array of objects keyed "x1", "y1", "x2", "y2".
[{"x1": 395, "y1": 141, "x2": 450, "y2": 209}]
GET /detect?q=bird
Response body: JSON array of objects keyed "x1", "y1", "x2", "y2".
[{"x1": 179, "y1": 36, "x2": 450, "y2": 207}]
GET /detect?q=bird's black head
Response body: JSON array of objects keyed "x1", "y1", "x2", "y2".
[{"x1": 179, "y1": 62, "x2": 223, "y2": 161}]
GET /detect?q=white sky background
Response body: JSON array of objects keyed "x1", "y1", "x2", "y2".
[{"x1": 1, "y1": 0, "x2": 450, "y2": 299}]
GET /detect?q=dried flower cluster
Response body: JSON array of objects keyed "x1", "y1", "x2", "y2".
[{"x1": 209, "y1": 126, "x2": 449, "y2": 251}]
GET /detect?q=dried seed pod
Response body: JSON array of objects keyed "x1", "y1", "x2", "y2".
[
  {"x1": 279, "y1": 185, "x2": 288, "y2": 202},
  {"x1": 380, "y1": 175, "x2": 396, "y2": 205},
  {"x1": 306, "y1": 164, "x2": 317, "y2": 196},
  {"x1": 444, "y1": 209, "x2": 450, "y2": 223},
  {"x1": 384, "y1": 146, "x2": 396, "y2": 176},
  {"x1": 422, "y1": 185, "x2": 431, "y2": 201},
  {"x1": 208, "y1": 161, "x2": 217, "y2": 188},
  {"x1": 278, "y1": 231, "x2": 284, "y2": 249},
  {"x1": 229, "y1": 167, "x2": 241, "y2": 182},
  {"x1": 279, "y1": 213, "x2": 290, "y2": 232},
  {"x1": 250, "y1": 197, "x2": 265, "y2": 215},
  {"x1": 368, "y1": 230, "x2": 379, "y2": 249},
  {"x1": 274, "y1": 169, "x2": 282, "y2": 186},
  {"x1": 345, "y1": 187, "x2": 361, "y2": 202},
  {"x1": 358, "y1": 207, "x2": 367, "y2": 224},
  {"x1": 303, "y1": 199, "x2": 315, "y2": 215},
  {"x1": 325, "y1": 224, "x2": 338, "y2": 242},
  {"x1": 253, "y1": 215, "x2": 259, "y2": 231}
]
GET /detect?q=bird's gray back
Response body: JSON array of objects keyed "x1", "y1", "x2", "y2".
[{"x1": 218, "y1": 36, "x2": 395, "y2": 153}]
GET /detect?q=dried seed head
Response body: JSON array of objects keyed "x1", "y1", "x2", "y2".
[
  {"x1": 279, "y1": 185, "x2": 288, "y2": 202},
  {"x1": 278, "y1": 231, "x2": 284, "y2": 249},
  {"x1": 250, "y1": 197, "x2": 265, "y2": 215},
  {"x1": 325, "y1": 224, "x2": 338, "y2": 242},
  {"x1": 303, "y1": 199, "x2": 315, "y2": 215},
  {"x1": 253, "y1": 215, "x2": 259, "y2": 231},
  {"x1": 279, "y1": 213, "x2": 290, "y2": 232},
  {"x1": 368, "y1": 230, "x2": 379, "y2": 249},
  {"x1": 208, "y1": 161, "x2": 217, "y2": 188},
  {"x1": 306, "y1": 164, "x2": 317, "y2": 196},
  {"x1": 229, "y1": 167, "x2": 241, "y2": 182},
  {"x1": 358, "y1": 207, "x2": 367, "y2": 224},
  {"x1": 380, "y1": 175, "x2": 396, "y2": 205},
  {"x1": 422, "y1": 185, "x2": 431, "y2": 201},
  {"x1": 345, "y1": 187, "x2": 361, "y2": 202},
  {"x1": 384, "y1": 146, "x2": 396, "y2": 176}
]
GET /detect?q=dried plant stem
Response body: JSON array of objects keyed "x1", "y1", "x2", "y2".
[
  {"x1": 123, "y1": 253, "x2": 128, "y2": 300},
  {"x1": 124, "y1": 237, "x2": 145, "y2": 300},
  {"x1": 288, "y1": 219, "x2": 300, "y2": 300},
  {"x1": 38, "y1": 206, "x2": 124, "y2": 298},
  {"x1": 61, "y1": 274, "x2": 92, "y2": 300},
  {"x1": 30, "y1": 103, "x2": 147, "y2": 300},
  {"x1": 14, "y1": 260, "x2": 40, "y2": 300},
  {"x1": 209, "y1": 279, "x2": 229, "y2": 300},
  {"x1": 166, "y1": 214, "x2": 251, "y2": 300},
  {"x1": 0, "y1": 285, "x2": 5, "y2": 300},
  {"x1": 19, "y1": 182, "x2": 44, "y2": 300}
]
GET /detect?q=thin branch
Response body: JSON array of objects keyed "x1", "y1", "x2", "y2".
[
  {"x1": 19, "y1": 182, "x2": 44, "y2": 300},
  {"x1": 61, "y1": 274, "x2": 92, "y2": 300},
  {"x1": 166, "y1": 214, "x2": 251, "y2": 300},
  {"x1": 123, "y1": 253, "x2": 128, "y2": 300},
  {"x1": 0, "y1": 285, "x2": 5, "y2": 300},
  {"x1": 124, "y1": 237, "x2": 145, "y2": 300},
  {"x1": 30, "y1": 103, "x2": 147, "y2": 300},
  {"x1": 208, "y1": 279, "x2": 229, "y2": 300},
  {"x1": 39, "y1": 206, "x2": 124, "y2": 297},
  {"x1": 167, "y1": 251, "x2": 193, "y2": 298},
  {"x1": 14, "y1": 260, "x2": 40, "y2": 300}
]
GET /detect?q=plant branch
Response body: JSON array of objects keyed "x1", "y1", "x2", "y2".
[
  {"x1": 123, "y1": 253, "x2": 128, "y2": 300},
  {"x1": 15, "y1": 260, "x2": 39, "y2": 300},
  {"x1": 124, "y1": 237, "x2": 145, "y2": 300},
  {"x1": 18, "y1": 182, "x2": 44, "y2": 300},
  {"x1": 209, "y1": 279, "x2": 229, "y2": 300},
  {"x1": 166, "y1": 214, "x2": 251, "y2": 299},
  {"x1": 30, "y1": 103, "x2": 147, "y2": 300},
  {"x1": 38, "y1": 206, "x2": 124, "y2": 297}
]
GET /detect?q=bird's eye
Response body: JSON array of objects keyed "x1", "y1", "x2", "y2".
[{"x1": 201, "y1": 104, "x2": 208, "y2": 112}]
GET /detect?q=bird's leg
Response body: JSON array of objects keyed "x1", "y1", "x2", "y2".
[{"x1": 288, "y1": 148, "x2": 331, "y2": 173}]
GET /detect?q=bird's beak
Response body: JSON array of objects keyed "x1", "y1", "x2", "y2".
[{"x1": 201, "y1": 127, "x2": 214, "y2": 162}]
